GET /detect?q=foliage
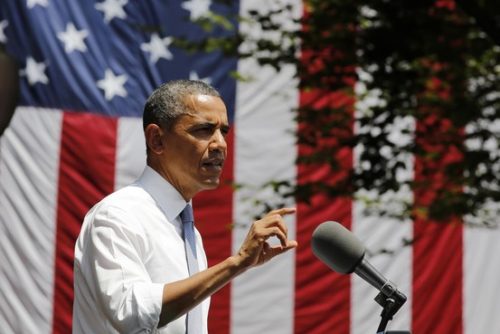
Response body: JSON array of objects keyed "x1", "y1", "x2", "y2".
[{"x1": 179, "y1": 0, "x2": 500, "y2": 227}]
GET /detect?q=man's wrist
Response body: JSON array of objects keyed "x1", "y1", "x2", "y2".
[{"x1": 226, "y1": 255, "x2": 250, "y2": 275}]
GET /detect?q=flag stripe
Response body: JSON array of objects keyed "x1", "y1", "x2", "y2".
[
  {"x1": 195, "y1": 129, "x2": 234, "y2": 334},
  {"x1": 231, "y1": 59, "x2": 299, "y2": 333},
  {"x1": 463, "y1": 120, "x2": 500, "y2": 334},
  {"x1": 351, "y1": 114, "x2": 415, "y2": 333},
  {"x1": 114, "y1": 117, "x2": 147, "y2": 191},
  {"x1": 464, "y1": 227, "x2": 500, "y2": 333},
  {"x1": 230, "y1": 0, "x2": 300, "y2": 332},
  {"x1": 52, "y1": 112, "x2": 117, "y2": 333},
  {"x1": 295, "y1": 195, "x2": 352, "y2": 334},
  {"x1": 294, "y1": 181, "x2": 354, "y2": 334},
  {"x1": 352, "y1": 200, "x2": 414, "y2": 333},
  {"x1": 412, "y1": 116, "x2": 464, "y2": 334},
  {"x1": 0, "y1": 107, "x2": 62, "y2": 334},
  {"x1": 295, "y1": 89, "x2": 354, "y2": 334},
  {"x1": 412, "y1": 222, "x2": 463, "y2": 333}
]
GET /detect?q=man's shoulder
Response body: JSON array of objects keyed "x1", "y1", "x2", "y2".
[
  {"x1": 97, "y1": 183, "x2": 153, "y2": 212},
  {"x1": 80, "y1": 183, "x2": 157, "y2": 236},
  {"x1": 106, "y1": 182, "x2": 148, "y2": 200}
]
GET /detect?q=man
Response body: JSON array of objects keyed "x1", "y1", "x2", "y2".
[
  {"x1": 0, "y1": 45, "x2": 19, "y2": 136},
  {"x1": 73, "y1": 80, "x2": 297, "y2": 334}
]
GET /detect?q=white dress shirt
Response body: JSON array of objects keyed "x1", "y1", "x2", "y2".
[{"x1": 73, "y1": 166, "x2": 209, "y2": 334}]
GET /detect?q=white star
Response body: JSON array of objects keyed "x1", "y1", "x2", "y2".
[
  {"x1": 21, "y1": 57, "x2": 49, "y2": 85},
  {"x1": 26, "y1": 0, "x2": 49, "y2": 9},
  {"x1": 97, "y1": 69, "x2": 128, "y2": 100},
  {"x1": 189, "y1": 71, "x2": 212, "y2": 85},
  {"x1": 0, "y1": 20, "x2": 8, "y2": 43},
  {"x1": 57, "y1": 23, "x2": 89, "y2": 53},
  {"x1": 181, "y1": 0, "x2": 211, "y2": 20},
  {"x1": 95, "y1": 0, "x2": 128, "y2": 23},
  {"x1": 140, "y1": 33, "x2": 173, "y2": 64}
]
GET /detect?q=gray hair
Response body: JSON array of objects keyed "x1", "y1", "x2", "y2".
[{"x1": 143, "y1": 79, "x2": 220, "y2": 130}]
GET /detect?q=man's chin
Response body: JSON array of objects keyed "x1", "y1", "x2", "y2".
[{"x1": 200, "y1": 178, "x2": 221, "y2": 191}]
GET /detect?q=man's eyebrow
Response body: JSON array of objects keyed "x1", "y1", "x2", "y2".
[
  {"x1": 190, "y1": 122, "x2": 230, "y2": 131},
  {"x1": 192, "y1": 121, "x2": 217, "y2": 128}
]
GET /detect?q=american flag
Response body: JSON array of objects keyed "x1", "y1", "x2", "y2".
[{"x1": 1, "y1": 0, "x2": 499, "y2": 333}]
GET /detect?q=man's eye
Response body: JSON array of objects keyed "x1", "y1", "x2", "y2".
[{"x1": 194, "y1": 126, "x2": 213, "y2": 134}]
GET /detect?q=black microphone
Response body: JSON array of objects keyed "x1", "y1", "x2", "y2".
[{"x1": 311, "y1": 221, "x2": 407, "y2": 306}]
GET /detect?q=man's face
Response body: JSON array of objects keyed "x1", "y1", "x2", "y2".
[{"x1": 157, "y1": 94, "x2": 229, "y2": 199}]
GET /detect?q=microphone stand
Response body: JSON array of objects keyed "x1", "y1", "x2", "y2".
[{"x1": 373, "y1": 282, "x2": 409, "y2": 334}]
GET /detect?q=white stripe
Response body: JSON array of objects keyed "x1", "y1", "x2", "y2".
[
  {"x1": 352, "y1": 82, "x2": 414, "y2": 333},
  {"x1": 232, "y1": 1, "x2": 301, "y2": 333},
  {"x1": 351, "y1": 205, "x2": 413, "y2": 333},
  {"x1": 464, "y1": 118, "x2": 500, "y2": 333},
  {"x1": 0, "y1": 107, "x2": 62, "y2": 334},
  {"x1": 464, "y1": 226, "x2": 500, "y2": 333},
  {"x1": 114, "y1": 117, "x2": 146, "y2": 190}
]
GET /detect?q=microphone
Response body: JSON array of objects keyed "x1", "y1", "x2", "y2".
[{"x1": 311, "y1": 221, "x2": 407, "y2": 306}]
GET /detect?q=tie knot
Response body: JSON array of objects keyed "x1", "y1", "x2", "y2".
[{"x1": 180, "y1": 204, "x2": 194, "y2": 225}]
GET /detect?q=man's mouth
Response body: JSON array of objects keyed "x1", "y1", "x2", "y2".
[{"x1": 201, "y1": 158, "x2": 224, "y2": 171}]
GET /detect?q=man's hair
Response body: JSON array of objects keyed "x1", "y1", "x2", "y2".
[{"x1": 143, "y1": 79, "x2": 220, "y2": 130}]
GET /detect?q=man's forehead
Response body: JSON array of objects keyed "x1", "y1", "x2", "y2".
[
  {"x1": 183, "y1": 94, "x2": 221, "y2": 107},
  {"x1": 179, "y1": 94, "x2": 228, "y2": 122}
]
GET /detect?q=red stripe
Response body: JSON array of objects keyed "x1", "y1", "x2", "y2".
[
  {"x1": 295, "y1": 90, "x2": 353, "y2": 334},
  {"x1": 52, "y1": 112, "x2": 117, "y2": 334},
  {"x1": 412, "y1": 221, "x2": 463, "y2": 333},
  {"x1": 194, "y1": 128, "x2": 234, "y2": 334},
  {"x1": 412, "y1": 115, "x2": 463, "y2": 334}
]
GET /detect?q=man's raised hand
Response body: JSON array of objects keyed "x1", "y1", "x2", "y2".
[{"x1": 235, "y1": 207, "x2": 298, "y2": 269}]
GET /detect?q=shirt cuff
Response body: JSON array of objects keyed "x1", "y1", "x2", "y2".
[{"x1": 142, "y1": 282, "x2": 165, "y2": 330}]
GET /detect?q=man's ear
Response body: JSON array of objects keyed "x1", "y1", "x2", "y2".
[{"x1": 145, "y1": 124, "x2": 165, "y2": 154}]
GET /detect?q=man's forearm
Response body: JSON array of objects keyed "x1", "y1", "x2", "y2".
[{"x1": 158, "y1": 255, "x2": 246, "y2": 327}]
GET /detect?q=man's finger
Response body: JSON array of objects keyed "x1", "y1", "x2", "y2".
[
  {"x1": 259, "y1": 215, "x2": 289, "y2": 238},
  {"x1": 259, "y1": 226, "x2": 287, "y2": 247},
  {"x1": 267, "y1": 240, "x2": 298, "y2": 258},
  {"x1": 265, "y1": 207, "x2": 296, "y2": 218}
]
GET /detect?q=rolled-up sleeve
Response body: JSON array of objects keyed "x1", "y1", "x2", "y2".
[{"x1": 87, "y1": 205, "x2": 164, "y2": 333}]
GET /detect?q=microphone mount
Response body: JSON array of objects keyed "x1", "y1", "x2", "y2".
[
  {"x1": 355, "y1": 256, "x2": 407, "y2": 333},
  {"x1": 374, "y1": 286, "x2": 407, "y2": 333}
]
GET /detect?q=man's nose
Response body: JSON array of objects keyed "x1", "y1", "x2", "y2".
[{"x1": 209, "y1": 129, "x2": 227, "y2": 151}]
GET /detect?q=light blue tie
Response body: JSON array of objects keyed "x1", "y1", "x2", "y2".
[{"x1": 180, "y1": 204, "x2": 202, "y2": 334}]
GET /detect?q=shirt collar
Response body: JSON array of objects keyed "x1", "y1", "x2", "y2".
[{"x1": 137, "y1": 166, "x2": 190, "y2": 222}]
